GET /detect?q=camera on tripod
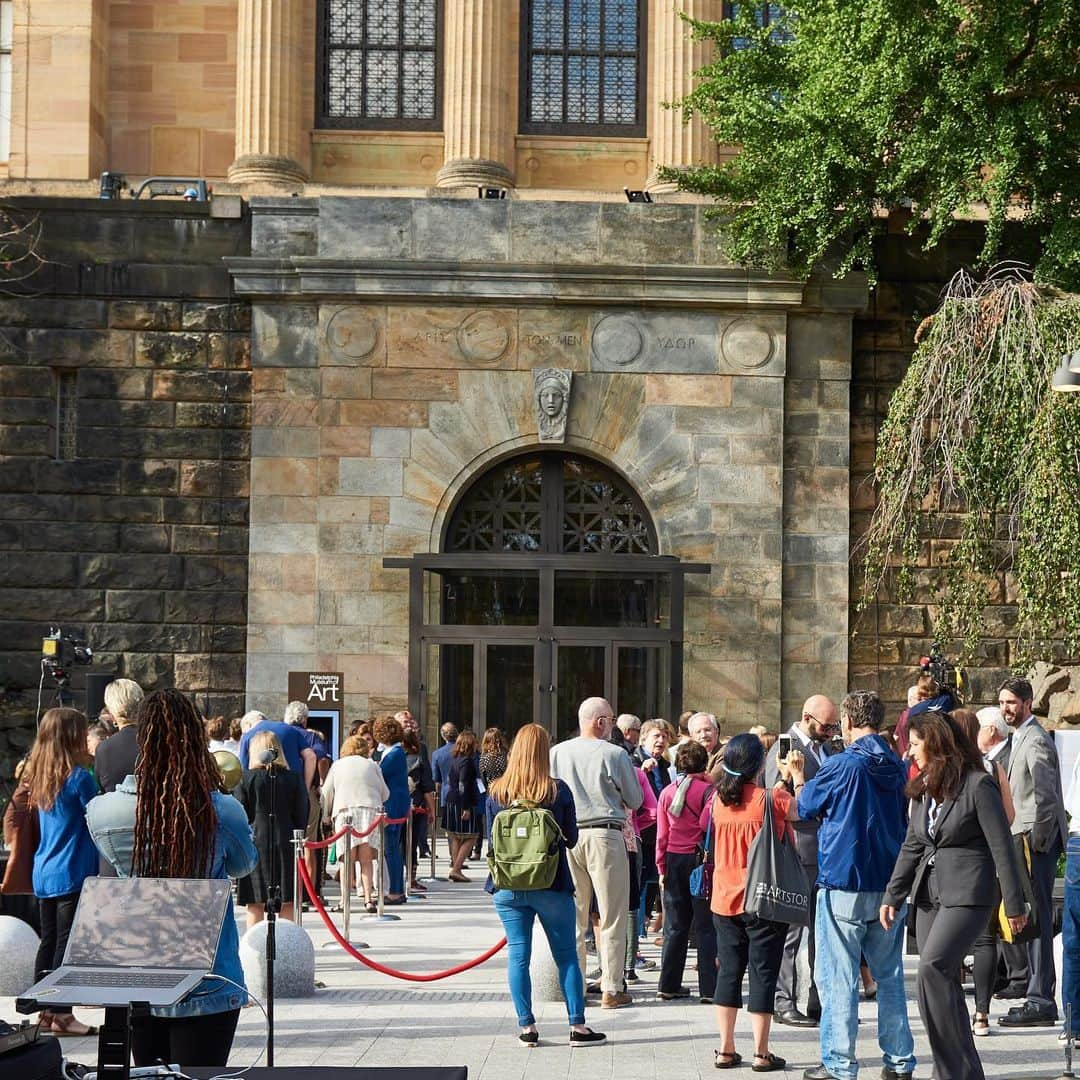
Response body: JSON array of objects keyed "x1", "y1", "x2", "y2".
[
  {"x1": 41, "y1": 626, "x2": 93, "y2": 686},
  {"x1": 919, "y1": 641, "x2": 965, "y2": 702}
]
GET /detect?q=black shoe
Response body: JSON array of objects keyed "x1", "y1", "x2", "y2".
[
  {"x1": 774, "y1": 1008, "x2": 817, "y2": 1028},
  {"x1": 585, "y1": 981, "x2": 601, "y2": 995},
  {"x1": 518, "y1": 1031, "x2": 539, "y2": 1047},
  {"x1": 569, "y1": 1027, "x2": 606, "y2": 1046},
  {"x1": 624, "y1": 969, "x2": 639, "y2": 983},
  {"x1": 994, "y1": 983, "x2": 1028, "y2": 1000},
  {"x1": 804, "y1": 1067, "x2": 840, "y2": 1080},
  {"x1": 700, "y1": 996, "x2": 714, "y2": 1004},
  {"x1": 658, "y1": 987, "x2": 692, "y2": 1000},
  {"x1": 881, "y1": 1069, "x2": 914, "y2": 1080},
  {"x1": 999, "y1": 1002, "x2": 1058, "y2": 1027}
]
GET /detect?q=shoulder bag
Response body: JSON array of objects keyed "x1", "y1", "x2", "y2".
[{"x1": 744, "y1": 789, "x2": 810, "y2": 926}]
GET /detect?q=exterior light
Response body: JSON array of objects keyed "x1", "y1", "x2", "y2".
[
  {"x1": 1052, "y1": 354, "x2": 1080, "y2": 392},
  {"x1": 624, "y1": 188, "x2": 652, "y2": 203}
]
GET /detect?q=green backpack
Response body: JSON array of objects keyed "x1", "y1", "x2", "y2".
[{"x1": 487, "y1": 800, "x2": 564, "y2": 891}]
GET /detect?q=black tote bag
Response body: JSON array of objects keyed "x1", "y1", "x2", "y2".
[{"x1": 744, "y1": 789, "x2": 811, "y2": 926}]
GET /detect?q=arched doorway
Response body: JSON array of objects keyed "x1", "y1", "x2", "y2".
[{"x1": 385, "y1": 451, "x2": 708, "y2": 743}]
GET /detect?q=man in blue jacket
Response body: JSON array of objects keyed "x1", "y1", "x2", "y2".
[{"x1": 797, "y1": 690, "x2": 915, "y2": 1080}]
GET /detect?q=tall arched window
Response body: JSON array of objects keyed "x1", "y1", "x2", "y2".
[
  {"x1": 520, "y1": 0, "x2": 646, "y2": 136},
  {"x1": 317, "y1": 0, "x2": 441, "y2": 129}
]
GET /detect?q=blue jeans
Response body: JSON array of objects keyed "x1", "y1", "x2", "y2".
[
  {"x1": 815, "y1": 889, "x2": 915, "y2": 1080},
  {"x1": 492, "y1": 888, "x2": 585, "y2": 1027},
  {"x1": 383, "y1": 823, "x2": 405, "y2": 895},
  {"x1": 1063, "y1": 837, "x2": 1080, "y2": 1034}
]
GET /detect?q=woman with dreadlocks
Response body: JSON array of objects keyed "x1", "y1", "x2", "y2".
[{"x1": 86, "y1": 688, "x2": 257, "y2": 1067}]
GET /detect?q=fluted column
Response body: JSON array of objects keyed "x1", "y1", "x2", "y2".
[
  {"x1": 436, "y1": 0, "x2": 516, "y2": 189},
  {"x1": 228, "y1": 0, "x2": 307, "y2": 186},
  {"x1": 646, "y1": 0, "x2": 723, "y2": 192}
]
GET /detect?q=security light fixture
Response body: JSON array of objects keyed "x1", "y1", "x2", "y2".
[
  {"x1": 624, "y1": 188, "x2": 652, "y2": 203},
  {"x1": 99, "y1": 172, "x2": 126, "y2": 200},
  {"x1": 477, "y1": 187, "x2": 507, "y2": 199},
  {"x1": 1052, "y1": 353, "x2": 1080, "y2": 392}
]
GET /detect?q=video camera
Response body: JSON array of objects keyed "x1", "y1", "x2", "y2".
[
  {"x1": 919, "y1": 641, "x2": 965, "y2": 702},
  {"x1": 41, "y1": 626, "x2": 93, "y2": 686}
]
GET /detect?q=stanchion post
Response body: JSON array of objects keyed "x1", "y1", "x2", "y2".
[
  {"x1": 292, "y1": 829, "x2": 305, "y2": 929},
  {"x1": 343, "y1": 813, "x2": 353, "y2": 943},
  {"x1": 375, "y1": 818, "x2": 385, "y2": 920},
  {"x1": 405, "y1": 809, "x2": 414, "y2": 897}
]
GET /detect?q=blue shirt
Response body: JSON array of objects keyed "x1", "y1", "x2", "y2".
[
  {"x1": 238, "y1": 720, "x2": 308, "y2": 774},
  {"x1": 484, "y1": 779, "x2": 579, "y2": 895},
  {"x1": 797, "y1": 733, "x2": 909, "y2": 893},
  {"x1": 33, "y1": 767, "x2": 99, "y2": 898},
  {"x1": 379, "y1": 743, "x2": 411, "y2": 819},
  {"x1": 86, "y1": 775, "x2": 258, "y2": 1019},
  {"x1": 431, "y1": 740, "x2": 454, "y2": 786},
  {"x1": 299, "y1": 727, "x2": 329, "y2": 761}
]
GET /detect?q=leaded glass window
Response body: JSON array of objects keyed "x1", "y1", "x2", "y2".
[
  {"x1": 445, "y1": 453, "x2": 654, "y2": 555},
  {"x1": 521, "y1": 0, "x2": 645, "y2": 136},
  {"x1": 317, "y1": 0, "x2": 440, "y2": 129},
  {"x1": 723, "y1": 3, "x2": 792, "y2": 49}
]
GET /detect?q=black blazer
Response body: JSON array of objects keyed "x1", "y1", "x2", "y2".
[{"x1": 884, "y1": 768, "x2": 1026, "y2": 915}]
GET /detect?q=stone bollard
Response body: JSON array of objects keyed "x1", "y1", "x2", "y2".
[
  {"x1": 0, "y1": 915, "x2": 40, "y2": 996},
  {"x1": 239, "y1": 919, "x2": 316, "y2": 999},
  {"x1": 527, "y1": 932, "x2": 563, "y2": 1004}
]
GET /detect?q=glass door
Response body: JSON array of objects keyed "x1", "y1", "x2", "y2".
[
  {"x1": 484, "y1": 640, "x2": 542, "y2": 739},
  {"x1": 552, "y1": 642, "x2": 609, "y2": 743},
  {"x1": 614, "y1": 642, "x2": 668, "y2": 721}
]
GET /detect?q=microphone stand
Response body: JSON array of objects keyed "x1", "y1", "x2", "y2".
[{"x1": 264, "y1": 758, "x2": 281, "y2": 1068}]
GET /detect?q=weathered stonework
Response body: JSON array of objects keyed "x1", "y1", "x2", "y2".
[{"x1": 232, "y1": 197, "x2": 865, "y2": 731}]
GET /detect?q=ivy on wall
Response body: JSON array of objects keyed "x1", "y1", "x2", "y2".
[{"x1": 857, "y1": 267, "x2": 1080, "y2": 664}]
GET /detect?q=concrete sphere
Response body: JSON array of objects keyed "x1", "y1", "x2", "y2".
[
  {"x1": 239, "y1": 919, "x2": 316, "y2": 1000},
  {"x1": 0, "y1": 915, "x2": 40, "y2": 996}
]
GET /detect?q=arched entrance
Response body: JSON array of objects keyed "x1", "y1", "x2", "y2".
[{"x1": 386, "y1": 451, "x2": 708, "y2": 743}]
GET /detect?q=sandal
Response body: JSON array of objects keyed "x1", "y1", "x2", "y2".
[
  {"x1": 365, "y1": 901, "x2": 378, "y2": 914},
  {"x1": 714, "y1": 1050, "x2": 743, "y2": 1069},
  {"x1": 752, "y1": 1052, "x2": 786, "y2": 1073},
  {"x1": 46, "y1": 1015, "x2": 98, "y2": 1037}
]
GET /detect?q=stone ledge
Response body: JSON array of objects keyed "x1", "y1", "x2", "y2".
[{"x1": 225, "y1": 257, "x2": 808, "y2": 309}]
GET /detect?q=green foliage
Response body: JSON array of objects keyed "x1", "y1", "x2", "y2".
[
  {"x1": 857, "y1": 271, "x2": 1080, "y2": 661},
  {"x1": 666, "y1": 1, "x2": 1080, "y2": 289}
]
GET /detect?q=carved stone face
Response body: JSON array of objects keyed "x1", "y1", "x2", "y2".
[{"x1": 539, "y1": 385, "x2": 565, "y2": 418}]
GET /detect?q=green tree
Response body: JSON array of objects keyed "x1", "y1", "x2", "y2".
[{"x1": 667, "y1": 0, "x2": 1080, "y2": 289}]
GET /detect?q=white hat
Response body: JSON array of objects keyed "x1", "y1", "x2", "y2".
[{"x1": 976, "y1": 707, "x2": 1008, "y2": 736}]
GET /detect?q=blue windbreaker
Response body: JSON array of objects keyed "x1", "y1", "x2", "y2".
[{"x1": 796, "y1": 733, "x2": 908, "y2": 892}]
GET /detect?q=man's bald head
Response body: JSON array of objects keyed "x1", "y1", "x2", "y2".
[
  {"x1": 579, "y1": 697, "x2": 614, "y2": 739},
  {"x1": 800, "y1": 695, "x2": 839, "y2": 743}
]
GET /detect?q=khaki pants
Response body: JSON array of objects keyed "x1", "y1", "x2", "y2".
[{"x1": 567, "y1": 828, "x2": 630, "y2": 994}]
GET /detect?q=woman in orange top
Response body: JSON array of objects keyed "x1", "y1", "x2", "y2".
[{"x1": 708, "y1": 733, "x2": 805, "y2": 1073}]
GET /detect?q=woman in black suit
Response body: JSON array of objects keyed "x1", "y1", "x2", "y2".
[{"x1": 880, "y1": 712, "x2": 1027, "y2": 1080}]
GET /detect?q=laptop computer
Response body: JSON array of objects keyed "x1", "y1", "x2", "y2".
[{"x1": 18, "y1": 877, "x2": 233, "y2": 1010}]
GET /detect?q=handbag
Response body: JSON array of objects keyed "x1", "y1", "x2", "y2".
[
  {"x1": 997, "y1": 832, "x2": 1039, "y2": 944},
  {"x1": 689, "y1": 808, "x2": 714, "y2": 900},
  {"x1": 0, "y1": 780, "x2": 38, "y2": 896},
  {"x1": 744, "y1": 789, "x2": 811, "y2": 926}
]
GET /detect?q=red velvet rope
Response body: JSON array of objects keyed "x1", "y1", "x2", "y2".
[
  {"x1": 303, "y1": 813, "x2": 398, "y2": 849},
  {"x1": 296, "y1": 857, "x2": 507, "y2": 981}
]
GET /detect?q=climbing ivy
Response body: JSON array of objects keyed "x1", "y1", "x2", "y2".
[{"x1": 857, "y1": 269, "x2": 1080, "y2": 663}]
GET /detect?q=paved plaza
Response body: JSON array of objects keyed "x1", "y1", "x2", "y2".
[{"x1": 1, "y1": 856, "x2": 1068, "y2": 1078}]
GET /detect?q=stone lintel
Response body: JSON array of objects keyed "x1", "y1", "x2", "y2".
[{"x1": 224, "y1": 257, "x2": 808, "y2": 309}]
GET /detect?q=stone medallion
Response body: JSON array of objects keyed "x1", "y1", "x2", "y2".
[
  {"x1": 721, "y1": 317, "x2": 775, "y2": 370},
  {"x1": 326, "y1": 308, "x2": 379, "y2": 360},
  {"x1": 457, "y1": 311, "x2": 511, "y2": 363},
  {"x1": 591, "y1": 313, "x2": 644, "y2": 367}
]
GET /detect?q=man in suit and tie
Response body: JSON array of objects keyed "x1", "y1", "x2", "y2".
[
  {"x1": 998, "y1": 677, "x2": 1068, "y2": 1027},
  {"x1": 765, "y1": 694, "x2": 840, "y2": 1027}
]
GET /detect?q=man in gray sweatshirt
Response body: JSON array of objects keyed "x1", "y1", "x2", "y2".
[{"x1": 551, "y1": 696, "x2": 644, "y2": 1008}]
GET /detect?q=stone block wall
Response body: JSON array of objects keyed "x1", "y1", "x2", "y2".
[
  {"x1": 0, "y1": 198, "x2": 251, "y2": 778},
  {"x1": 847, "y1": 228, "x2": 1041, "y2": 715}
]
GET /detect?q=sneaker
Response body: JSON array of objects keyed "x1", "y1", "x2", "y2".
[
  {"x1": 635, "y1": 956, "x2": 657, "y2": 970},
  {"x1": 601, "y1": 990, "x2": 632, "y2": 1008},
  {"x1": 587, "y1": 967, "x2": 602, "y2": 981},
  {"x1": 624, "y1": 969, "x2": 640, "y2": 983},
  {"x1": 569, "y1": 1027, "x2": 606, "y2": 1046},
  {"x1": 972, "y1": 1013, "x2": 989, "y2": 1038}
]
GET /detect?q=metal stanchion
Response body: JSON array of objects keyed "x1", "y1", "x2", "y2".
[
  {"x1": 371, "y1": 818, "x2": 400, "y2": 922},
  {"x1": 292, "y1": 829, "x2": 305, "y2": 929},
  {"x1": 1059, "y1": 1002, "x2": 1075, "y2": 1080},
  {"x1": 342, "y1": 813, "x2": 353, "y2": 941}
]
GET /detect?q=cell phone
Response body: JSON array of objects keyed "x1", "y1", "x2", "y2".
[
  {"x1": 831, "y1": 735, "x2": 845, "y2": 752},
  {"x1": 777, "y1": 734, "x2": 792, "y2": 760}
]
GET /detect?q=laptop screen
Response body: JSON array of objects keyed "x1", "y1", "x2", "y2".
[{"x1": 65, "y1": 877, "x2": 232, "y2": 970}]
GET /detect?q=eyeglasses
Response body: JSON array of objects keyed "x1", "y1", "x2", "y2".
[
  {"x1": 596, "y1": 714, "x2": 616, "y2": 723},
  {"x1": 807, "y1": 714, "x2": 839, "y2": 731}
]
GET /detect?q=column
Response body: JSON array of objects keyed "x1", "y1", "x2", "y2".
[
  {"x1": 435, "y1": 0, "x2": 516, "y2": 190},
  {"x1": 228, "y1": 0, "x2": 307, "y2": 186},
  {"x1": 646, "y1": 0, "x2": 723, "y2": 192}
]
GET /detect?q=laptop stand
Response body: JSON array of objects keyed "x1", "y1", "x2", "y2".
[{"x1": 16, "y1": 996, "x2": 149, "y2": 1080}]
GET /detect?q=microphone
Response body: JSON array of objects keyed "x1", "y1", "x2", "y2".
[{"x1": 259, "y1": 747, "x2": 278, "y2": 766}]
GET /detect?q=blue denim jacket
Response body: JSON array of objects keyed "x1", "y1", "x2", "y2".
[{"x1": 85, "y1": 775, "x2": 257, "y2": 1018}]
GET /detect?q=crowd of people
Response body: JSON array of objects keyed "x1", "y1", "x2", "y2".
[{"x1": 0, "y1": 672, "x2": 1076, "y2": 1076}]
